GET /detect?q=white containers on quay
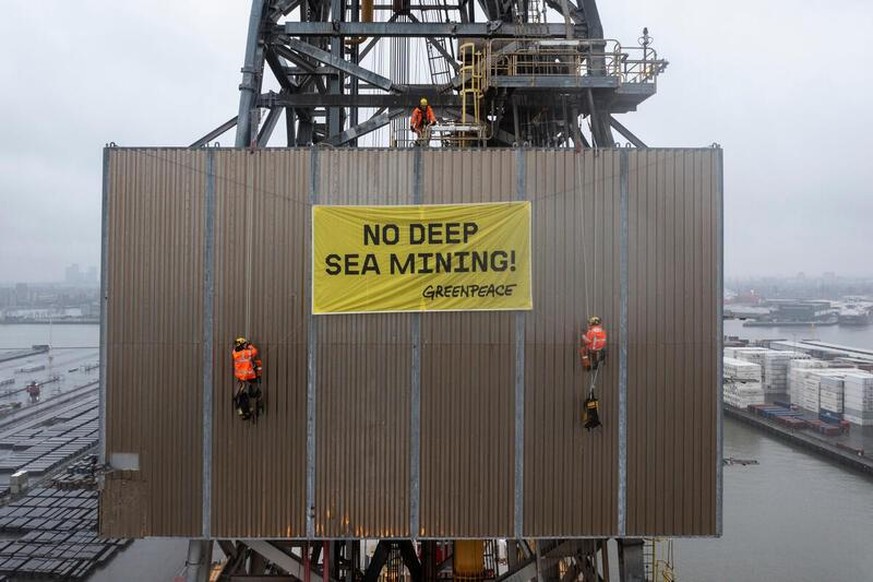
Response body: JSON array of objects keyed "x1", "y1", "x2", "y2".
[{"x1": 723, "y1": 357, "x2": 762, "y2": 381}]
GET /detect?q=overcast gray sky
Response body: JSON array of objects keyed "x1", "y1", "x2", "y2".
[{"x1": 1, "y1": 0, "x2": 871, "y2": 283}]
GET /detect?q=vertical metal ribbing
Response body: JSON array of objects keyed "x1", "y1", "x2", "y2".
[
  {"x1": 513, "y1": 148, "x2": 526, "y2": 538},
  {"x1": 244, "y1": 154, "x2": 255, "y2": 336},
  {"x1": 715, "y1": 147, "x2": 725, "y2": 536},
  {"x1": 618, "y1": 149, "x2": 629, "y2": 535},
  {"x1": 306, "y1": 147, "x2": 319, "y2": 538},
  {"x1": 201, "y1": 149, "x2": 216, "y2": 537},
  {"x1": 410, "y1": 148, "x2": 423, "y2": 537},
  {"x1": 98, "y1": 148, "x2": 110, "y2": 465}
]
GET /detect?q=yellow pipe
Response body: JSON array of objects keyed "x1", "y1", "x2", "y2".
[
  {"x1": 453, "y1": 540, "x2": 485, "y2": 580},
  {"x1": 345, "y1": 0, "x2": 373, "y2": 46}
]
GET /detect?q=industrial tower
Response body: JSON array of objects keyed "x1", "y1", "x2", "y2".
[
  {"x1": 169, "y1": 1, "x2": 682, "y2": 580},
  {"x1": 193, "y1": 0, "x2": 666, "y2": 150}
]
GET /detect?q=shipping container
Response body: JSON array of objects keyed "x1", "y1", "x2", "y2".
[
  {"x1": 776, "y1": 417, "x2": 807, "y2": 430},
  {"x1": 99, "y1": 147, "x2": 722, "y2": 539},
  {"x1": 819, "y1": 410, "x2": 843, "y2": 425}
]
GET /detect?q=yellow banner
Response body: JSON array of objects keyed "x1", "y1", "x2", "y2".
[{"x1": 312, "y1": 202, "x2": 532, "y2": 314}]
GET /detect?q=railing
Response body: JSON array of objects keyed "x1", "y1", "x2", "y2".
[{"x1": 484, "y1": 38, "x2": 667, "y2": 87}]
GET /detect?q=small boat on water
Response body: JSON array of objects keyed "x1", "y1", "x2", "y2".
[{"x1": 723, "y1": 457, "x2": 759, "y2": 466}]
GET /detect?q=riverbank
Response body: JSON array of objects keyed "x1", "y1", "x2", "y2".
[{"x1": 0, "y1": 346, "x2": 49, "y2": 364}]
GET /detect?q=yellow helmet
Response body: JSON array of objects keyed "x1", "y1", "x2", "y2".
[
  {"x1": 588, "y1": 316, "x2": 601, "y2": 326},
  {"x1": 234, "y1": 337, "x2": 248, "y2": 348},
  {"x1": 420, "y1": 98, "x2": 428, "y2": 107}
]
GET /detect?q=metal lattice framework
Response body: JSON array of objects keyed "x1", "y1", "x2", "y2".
[{"x1": 192, "y1": 0, "x2": 667, "y2": 149}]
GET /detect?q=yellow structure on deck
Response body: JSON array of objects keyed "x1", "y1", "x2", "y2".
[{"x1": 453, "y1": 540, "x2": 485, "y2": 580}]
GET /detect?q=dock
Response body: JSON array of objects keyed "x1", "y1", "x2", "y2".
[
  {"x1": 724, "y1": 405, "x2": 873, "y2": 475},
  {"x1": 0, "y1": 345, "x2": 118, "y2": 580},
  {"x1": 0, "y1": 346, "x2": 49, "y2": 365}
]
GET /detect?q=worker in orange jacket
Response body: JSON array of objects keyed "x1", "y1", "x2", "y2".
[
  {"x1": 579, "y1": 316, "x2": 607, "y2": 371},
  {"x1": 232, "y1": 337, "x2": 263, "y2": 421},
  {"x1": 410, "y1": 98, "x2": 437, "y2": 146}
]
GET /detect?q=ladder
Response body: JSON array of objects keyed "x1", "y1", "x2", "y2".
[
  {"x1": 459, "y1": 43, "x2": 483, "y2": 126},
  {"x1": 417, "y1": 0, "x2": 456, "y2": 89}
]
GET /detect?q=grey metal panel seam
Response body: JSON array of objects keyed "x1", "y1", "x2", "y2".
[
  {"x1": 618, "y1": 149, "x2": 628, "y2": 535},
  {"x1": 306, "y1": 147, "x2": 319, "y2": 538},
  {"x1": 201, "y1": 149, "x2": 216, "y2": 537},
  {"x1": 514, "y1": 147, "x2": 525, "y2": 538},
  {"x1": 410, "y1": 148, "x2": 422, "y2": 538},
  {"x1": 715, "y1": 147, "x2": 724, "y2": 536},
  {"x1": 98, "y1": 148, "x2": 110, "y2": 465}
]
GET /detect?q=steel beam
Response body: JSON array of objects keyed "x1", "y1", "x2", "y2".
[
  {"x1": 328, "y1": 0, "x2": 343, "y2": 136},
  {"x1": 587, "y1": 88, "x2": 614, "y2": 146},
  {"x1": 190, "y1": 116, "x2": 238, "y2": 148},
  {"x1": 261, "y1": 91, "x2": 460, "y2": 108},
  {"x1": 617, "y1": 539, "x2": 644, "y2": 582},
  {"x1": 257, "y1": 106, "x2": 284, "y2": 145},
  {"x1": 489, "y1": 76, "x2": 619, "y2": 89},
  {"x1": 281, "y1": 22, "x2": 573, "y2": 37},
  {"x1": 497, "y1": 556, "x2": 538, "y2": 582},
  {"x1": 398, "y1": 541, "x2": 422, "y2": 582},
  {"x1": 185, "y1": 539, "x2": 213, "y2": 582},
  {"x1": 245, "y1": 540, "x2": 336, "y2": 582},
  {"x1": 281, "y1": 37, "x2": 396, "y2": 92},
  {"x1": 236, "y1": 0, "x2": 268, "y2": 147},
  {"x1": 361, "y1": 541, "x2": 390, "y2": 582},
  {"x1": 270, "y1": 45, "x2": 330, "y2": 97},
  {"x1": 268, "y1": 0, "x2": 302, "y2": 20},
  {"x1": 407, "y1": 13, "x2": 459, "y2": 72},
  {"x1": 229, "y1": 577, "x2": 295, "y2": 581},
  {"x1": 324, "y1": 108, "x2": 403, "y2": 145},
  {"x1": 266, "y1": 50, "x2": 299, "y2": 91},
  {"x1": 609, "y1": 115, "x2": 647, "y2": 148}
]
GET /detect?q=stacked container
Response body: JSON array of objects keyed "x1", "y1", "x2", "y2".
[
  {"x1": 724, "y1": 357, "x2": 762, "y2": 381},
  {"x1": 800, "y1": 370, "x2": 849, "y2": 413},
  {"x1": 723, "y1": 357, "x2": 764, "y2": 409},
  {"x1": 729, "y1": 347, "x2": 769, "y2": 368},
  {"x1": 843, "y1": 371, "x2": 873, "y2": 426},
  {"x1": 818, "y1": 375, "x2": 845, "y2": 414},
  {"x1": 788, "y1": 359, "x2": 828, "y2": 406},
  {"x1": 762, "y1": 351, "x2": 808, "y2": 395}
]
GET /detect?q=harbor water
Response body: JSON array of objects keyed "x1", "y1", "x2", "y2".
[{"x1": 1, "y1": 322, "x2": 872, "y2": 580}]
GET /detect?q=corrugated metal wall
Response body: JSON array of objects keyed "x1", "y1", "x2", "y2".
[
  {"x1": 420, "y1": 151, "x2": 517, "y2": 538},
  {"x1": 314, "y1": 150, "x2": 415, "y2": 538},
  {"x1": 522, "y1": 150, "x2": 621, "y2": 536},
  {"x1": 100, "y1": 149, "x2": 206, "y2": 536},
  {"x1": 100, "y1": 147, "x2": 721, "y2": 539},
  {"x1": 209, "y1": 151, "x2": 310, "y2": 537},
  {"x1": 625, "y1": 150, "x2": 720, "y2": 535}
]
